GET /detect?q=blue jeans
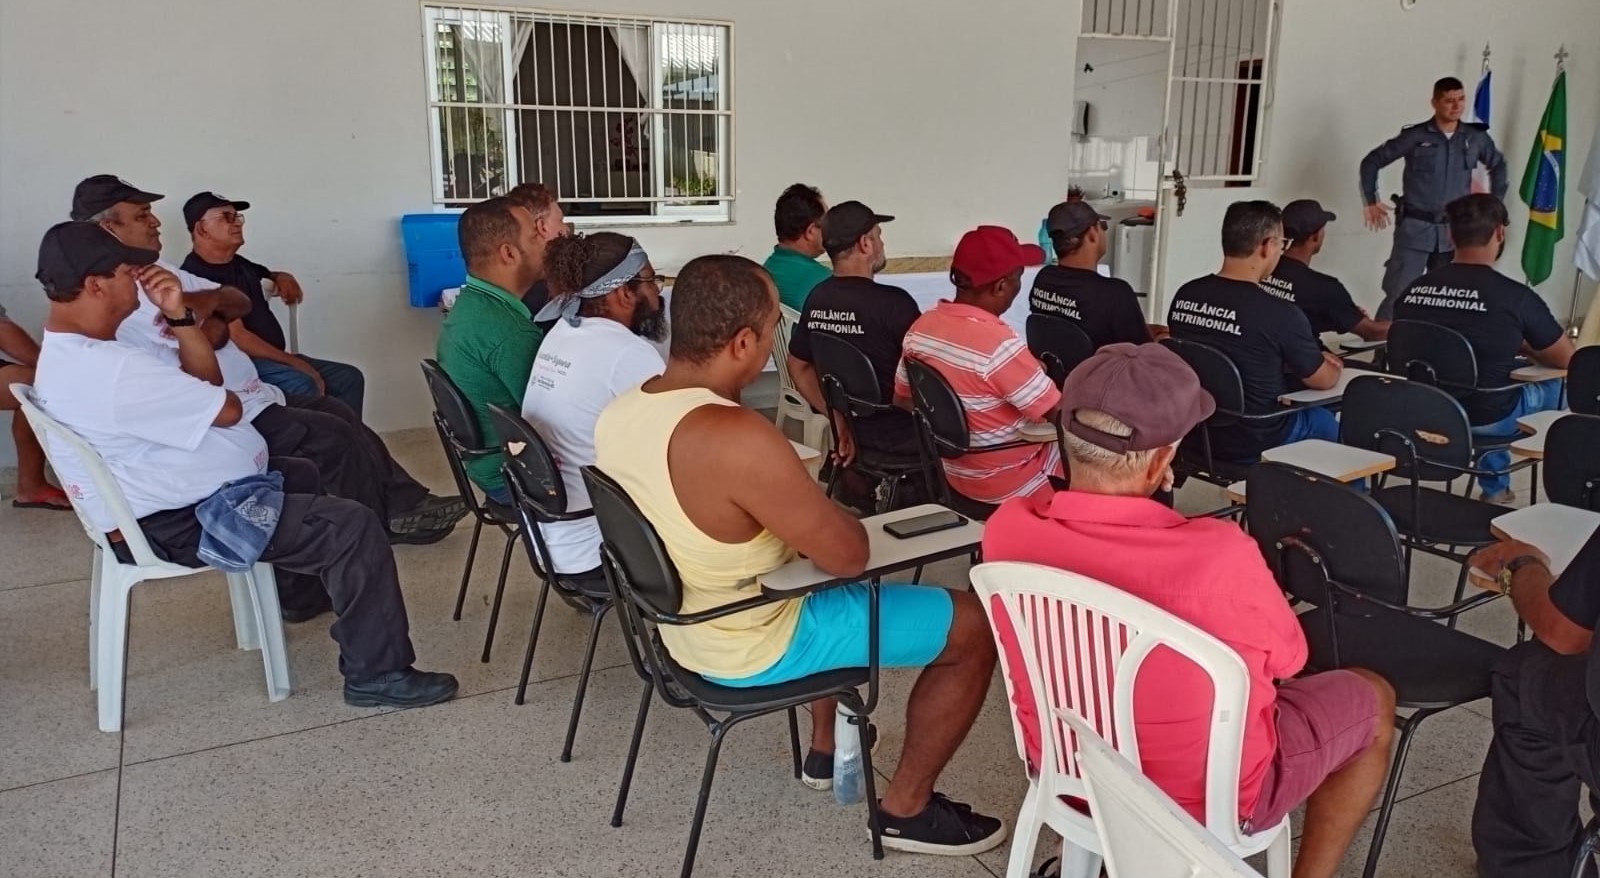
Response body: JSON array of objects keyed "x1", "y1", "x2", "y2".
[
  {"x1": 1282, "y1": 406, "x2": 1340, "y2": 445},
  {"x1": 253, "y1": 355, "x2": 366, "y2": 418},
  {"x1": 1472, "y1": 379, "x2": 1564, "y2": 497}
]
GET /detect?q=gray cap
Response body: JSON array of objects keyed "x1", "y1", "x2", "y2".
[{"x1": 1045, "y1": 201, "x2": 1110, "y2": 239}]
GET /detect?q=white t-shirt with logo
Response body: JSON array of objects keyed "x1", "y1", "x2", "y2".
[
  {"x1": 522, "y1": 318, "x2": 664, "y2": 574},
  {"x1": 116, "y1": 258, "x2": 285, "y2": 421},
  {"x1": 33, "y1": 331, "x2": 270, "y2": 532}
]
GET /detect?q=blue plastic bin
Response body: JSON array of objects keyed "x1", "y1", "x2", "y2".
[{"x1": 401, "y1": 213, "x2": 465, "y2": 308}]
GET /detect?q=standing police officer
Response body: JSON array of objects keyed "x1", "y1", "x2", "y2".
[{"x1": 1360, "y1": 76, "x2": 1508, "y2": 319}]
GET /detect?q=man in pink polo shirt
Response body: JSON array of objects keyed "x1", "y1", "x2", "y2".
[
  {"x1": 894, "y1": 226, "x2": 1061, "y2": 506},
  {"x1": 982, "y1": 343, "x2": 1396, "y2": 878}
]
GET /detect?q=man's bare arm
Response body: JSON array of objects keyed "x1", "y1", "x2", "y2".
[
  {"x1": 674, "y1": 405, "x2": 868, "y2": 578},
  {"x1": 0, "y1": 321, "x2": 41, "y2": 366},
  {"x1": 1530, "y1": 336, "x2": 1576, "y2": 370},
  {"x1": 788, "y1": 356, "x2": 827, "y2": 414},
  {"x1": 1301, "y1": 353, "x2": 1344, "y2": 391}
]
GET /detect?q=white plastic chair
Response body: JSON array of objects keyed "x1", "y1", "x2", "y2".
[
  {"x1": 772, "y1": 304, "x2": 830, "y2": 451},
  {"x1": 11, "y1": 384, "x2": 292, "y2": 732},
  {"x1": 969, "y1": 561, "x2": 1291, "y2": 878},
  {"x1": 1070, "y1": 707, "x2": 1265, "y2": 878}
]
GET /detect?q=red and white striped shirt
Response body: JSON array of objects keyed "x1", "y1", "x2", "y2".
[{"x1": 894, "y1": 300, "x2": 1062, "y2": 504}]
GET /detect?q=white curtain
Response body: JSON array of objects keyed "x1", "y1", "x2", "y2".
[{"x1": 609, "y1": 25, "x2": 652, "y2": 102}]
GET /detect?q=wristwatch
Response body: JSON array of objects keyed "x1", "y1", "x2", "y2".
[
  {"x1": 1497, "y1": 555, "x2": 1548, "y2": 597},
  {"x1": 163, "y1": 308, "x2": 197, "y2": 328}
]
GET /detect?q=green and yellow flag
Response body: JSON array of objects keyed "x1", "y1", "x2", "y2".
[{"x1": 1520, "y1": 70, "x2": 1566, "y2": 286}]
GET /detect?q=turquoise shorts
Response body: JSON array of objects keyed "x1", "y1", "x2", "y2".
[{"x1": 706, "y1": 583, "x2": 954, "y2": 688}]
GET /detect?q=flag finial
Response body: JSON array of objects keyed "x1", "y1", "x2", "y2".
[{"x1": 1556, "y1": 44, "x2": 1569, "y2": 71}]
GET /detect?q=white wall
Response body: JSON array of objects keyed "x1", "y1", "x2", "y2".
[
  {"x1": 1157, "y1": 0, "x2": 1600, "y2": 320},
  {"x1": 0, "y1": 0, "x2": 1082, "y2": 467}
]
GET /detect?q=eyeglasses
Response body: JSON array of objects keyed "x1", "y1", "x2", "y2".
[
  {"x1": 1270, "y1": 236, "x2": 1293, "y2": 250},
  {"x1": 212, "y1": 212, "x2": 245, "y2": 225}
]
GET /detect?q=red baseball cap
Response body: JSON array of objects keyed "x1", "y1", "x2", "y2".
[{"x1": 951, "y1": 225, "x2": 1046, "y2": 288}]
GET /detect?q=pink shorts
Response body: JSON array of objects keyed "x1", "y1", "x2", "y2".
[{"x1": 1248, "y1": 670, "x2": 1383, "y2": 831}]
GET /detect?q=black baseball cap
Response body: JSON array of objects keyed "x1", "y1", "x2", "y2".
[
  {"x1": 36, "y1": 222, "x2": 159, "y2": 293},
  {"x1": 1282, "y1": 199, "x2": 1337, "y2": 240},
  {"x1": 1046, "y1": 201, "x2": 1110, "y2": 239},
  {"x1": 183, "y1": 192, "x2": 251, "y2": 230},
  {"x1": 821, "y1": 201, "x2": 894, "y2": 255},
  {"x1": 70, "y1": 174, "x2": 164, "y2": 221}
]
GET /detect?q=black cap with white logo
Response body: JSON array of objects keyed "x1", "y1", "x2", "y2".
[{"x1": 70, "y1": 174, "x2": 164, "y2": 221}]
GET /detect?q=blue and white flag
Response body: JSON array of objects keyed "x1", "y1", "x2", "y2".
[{"x1": 1468, "y1": 68, "x2": 1492, "y2": 129}]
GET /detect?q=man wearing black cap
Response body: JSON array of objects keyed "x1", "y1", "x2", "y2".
[
  {"x1": 786, "y1": 201, "x2": 922, "y2": 468},
  {"x1": 984, "y1": 343, "x2": 1395, "y2": 878},
  {"x1": 29, "y1": 222, "x2": 457, "y2": 709},
  {"x1": 179, "y1": 192, "x2": 367, "y2": 417},
  {"x1": 72, "y1": 177, "x2": 463, "y2": 550},
  {"x1": 1264, "y1": 200, "x2": 1389, "y2": 342},
  {"x1": 1167, "y1": 200, "x2": 1344, "y2": 463},
  {"x1": 1032, "y1": 201, "x2": 1159, "y2": 349}
]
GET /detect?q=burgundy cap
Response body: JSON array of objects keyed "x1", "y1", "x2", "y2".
[
  {"x1": 1061, "y1": 343, "x2": 1216, "y2": 453},
  {"x1": 951, "y1": 225, "x2": 1045, "y2": 288}
]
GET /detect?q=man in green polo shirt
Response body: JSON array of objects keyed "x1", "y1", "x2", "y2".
[
  {"x1": 762, "y1": 183, "x2": 831, "y2": 312},
  {"x1": 436, "y1": 195, "x2": 557, "y2": 503}
]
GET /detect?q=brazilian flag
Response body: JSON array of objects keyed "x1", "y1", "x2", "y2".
[{"x1": 1520, "y1": 70, "x2": 1566, "y2": 286}]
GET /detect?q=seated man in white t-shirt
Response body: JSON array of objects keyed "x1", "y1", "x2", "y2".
[
  {"x1": 522, "y1": 232, "x2": 665, "y2": 585},
  {"x1": 29, "y1": 221, "x2": 458, "y2": 709},
  {"x1": 71, "y1": 174, "x2": 466, "y2": 552}
]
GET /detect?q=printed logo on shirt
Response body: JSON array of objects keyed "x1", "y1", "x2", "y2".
[
  {"x1": 1170, "y1": 299, "x2": 1243, "y2": 336},
  {"x1": 806, "y1": 309, "x2": 865, "y2": 336},
  {"x1": 1260, "y1": 275, "x2": 1297, "y2": 304},
  {"x1": 1031, "y1": 287, "x2": 1083, "y2": 321},
  {"x1": 1401, "y1": 284, "x2": 1489, "y2": 312}
]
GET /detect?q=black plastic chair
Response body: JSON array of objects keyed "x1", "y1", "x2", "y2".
[
  {"x1": 486, "y1": 405, "x2": 612, "y2": 761},
  {"x1": 1340, "y1": 374, "x2": 1518, "y2": 615},
  {"x1": 1246, "y1": 461, "x2": 1505, "y2": 878},
  {"x1": 1386, "y1": 319, "x2": 1530, "y2": 455},
  {"x1": 420, "y1": 360, "x2": 522, "y2": 656},
  {"x1": 1025, "y1": 313, "x2": 1096, "y2": 387},
  {"x1": 809, "y1": 333, "x2": 924, "y2": 514},
  {"x1": 582, "y1": 465, "x2": 884, "y2": 878},
  {"x1": 1568, "y1": 346, "x2": 1600, "y2": 416},
  {"x1": 1160, "y1": 337, "x2": 1295, "y2": 490},
  {"x1": 903, "y1": 357, "x2": 1042, "y2": 521},
  {"x1": 1544, "y1": 414, "x2": 1600, "y2": 512}
]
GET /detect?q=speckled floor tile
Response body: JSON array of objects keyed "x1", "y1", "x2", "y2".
[{"x1": 0, "y1": 769, "x2": 116, "y2": 878}]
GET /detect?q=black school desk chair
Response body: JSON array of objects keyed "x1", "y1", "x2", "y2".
[
  {"x1": 486, "y1": 405, "x2": 611, "y2": 762},
  {"x1": 419, "y1": 359, "x2": 521, "y2": 654},
  {"x1": 582, "y1": 465, "x2": 884, "y2": 878},
  {"x1": 1544, "y1": 414, "x2": 1600, "y2": 512},
  {"x1": 1246, "y1": 461, "x2": 1505, "y2": 878},
  {"x1": 1339, "y1": 374, "x2": 1515, "y2": 622},
  {"x1": 809, "y1": 332, "x2": 925, "y2": 514},
  {"x1": 1567, "y1": 345, "x2": 1600, "y2": 416},
  {"x1": 1026, "y1": 313, "x2": 1096, "y2": 387}
]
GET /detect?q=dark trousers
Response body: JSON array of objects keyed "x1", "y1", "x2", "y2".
[
  {"x1": 252, "y1": 396, "x2": 428, "y2": 526},
  {"x1": 1472, "y1": 641, "x2": 1600, "y2": 878},
  {"x1": 123, "y1": 457, "x2": 416, "y2": 682}
]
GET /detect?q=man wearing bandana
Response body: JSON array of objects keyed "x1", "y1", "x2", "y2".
[{"x1": 522, "y1": 233, "x2": 665, "y2": 588}]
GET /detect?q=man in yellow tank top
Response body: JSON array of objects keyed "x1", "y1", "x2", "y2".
[{"x1": 594, "y1": 255, "x2": 1006, "y2": 857}]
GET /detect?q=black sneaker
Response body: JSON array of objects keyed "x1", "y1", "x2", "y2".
[
  {"x1": 388, "y1": 524, "x2": 455, "y2": 546},
  {"x1": 388, "y1": 494, "x2": 468, "y2": 534},
  {"x1": 874, "y1": 793, "x2": 1007, "y2": 856},
  {"x1": 344, "y1": 668, "x2": 459, "y2": 708},
  {"x1": 800, "y1": 723, "x2": 879, "y2": 791}
]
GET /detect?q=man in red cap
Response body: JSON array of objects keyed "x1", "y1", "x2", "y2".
[
  {"x1": 894, "y1": 226, "x2": 1060, "y2": 507},
  {"x1": 982, "y1": 342, "x2": 1395, "y2": 878}
]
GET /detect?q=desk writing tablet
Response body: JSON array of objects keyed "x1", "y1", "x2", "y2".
[
  {"x1": 1511, "y1": 365, "x2": 1568, "y2": 383},
  {"x1": 760, "y1": 504, "x2": 984, "y2": 597},
  {"x1": 1259, "y1": 440, "x2": 1396, "y2": 482},
  {"x1": 1489, "y1": 504, "x2": 1600, "y2": 577}
]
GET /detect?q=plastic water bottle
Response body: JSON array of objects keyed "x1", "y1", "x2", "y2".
[
  {"x1": 833, "y1": 704, "x2": 864, "y2": 805},
  {"x1": 1037, "y1": 219, "x2": 1055, "y2": 262}
]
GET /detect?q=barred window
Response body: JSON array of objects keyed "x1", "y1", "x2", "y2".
[{"x1": 423, "y1": 5, "x2": 733, "y2": 223}]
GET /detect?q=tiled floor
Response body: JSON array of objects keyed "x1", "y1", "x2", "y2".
[{"x1": 0, "y1": 429, "x2": 1544, "y2": 877}]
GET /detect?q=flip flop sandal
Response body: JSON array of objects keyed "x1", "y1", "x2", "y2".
[{"x1": 12, "y1": 491, "x2": 71, "y2": 511}]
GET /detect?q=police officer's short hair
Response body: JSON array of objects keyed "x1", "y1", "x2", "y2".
[
  {"x1": 1434, "y1": 77, "x2": 1465, "y2": 97},
  {"x1": 1220, "y1": 200, "x2": 1283, "y2": 258},
  {"x1": 1445, "y1": 194, "x2": 1509, "y2": 248}
]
